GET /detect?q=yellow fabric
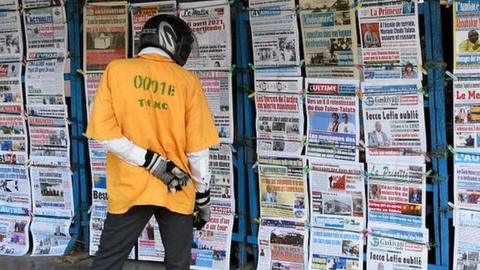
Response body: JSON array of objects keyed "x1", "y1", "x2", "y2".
[{"x1": 85, "y1": 54, "x2": 220, "y2": 215}]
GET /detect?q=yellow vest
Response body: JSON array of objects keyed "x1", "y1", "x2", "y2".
[{"x1": 85, "y1": 54, "x2": 220, "y2": 215}]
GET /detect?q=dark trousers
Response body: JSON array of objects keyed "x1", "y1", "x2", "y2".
[{"x1": 90, "y1": 205, "x2": 193, "y2": 270}]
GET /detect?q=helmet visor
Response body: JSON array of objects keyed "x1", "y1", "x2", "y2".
[{"x1": 188, "y1": 33, "x2": 200, "y2": 59}]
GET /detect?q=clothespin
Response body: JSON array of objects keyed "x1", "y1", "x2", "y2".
[
  {"x1": 418, "y1": 86, "x2": 429, "y2": 97},
  {"x1": 351, "y1": 1, "x2": 362, "y2": 11},
  {"x1": 423, "y1": 151, "x2": 431, "y2": 162},
  {"x1": 445, "y1": 71, "x2": 458, "y2": 81},
  {"x1": 253, "y1": 218, "x2": 261, "y2": 225},
  {"x1": 357, "y1": 140, "x2": 366, "y2": 151},
  {"x1": 355, "y1": 89, "x2": 364, "y2": 100},
  {"x1": 228, "y1": 64, "x2": 236, "y2": 75},
  {"x1": 248, "y1": 63, "x2": 256, "y2": 71},
  {"x1": 303, "y1": 165, "x2": 311, "y2": 174},
  {"x1": 299, "y1": 59, "x2": 305, "y2": 67},
  {"x1": 252, "y1": 161, "x2": 258, "y2": 169},
  {"x1": 76, "y1": 69, "x2": 85, "y2": 76},
  {"x1": 354, "y1": 64, "x2": 363, "y2": 71},
  {"x1": 87, "y1": 204, "x2": 94, "y2": 214},
  {"x1": 361, "y1": 228, "x2": 370, "y2": 241},
  {"x1": 422, "y1": 169, "x2": 433, "y2": 180},
  {"x1": 248, "y1": 91, "x2": 257, "y2": 99},
  {"x1": 447, "y1": 145, "x2": 457, "y2": 156},
  {"x1": 417, "y1": 64, "x2": 428, "y2": 75},
  {"x1": 229, "y1": 144, "x2": 237, "y2": 153},
  {"x1": 361, "y1": 170, "x2": 370, "y2": 179},
  {"x1": 300, "y1": 136, "x2": 307, "y2": 146}
]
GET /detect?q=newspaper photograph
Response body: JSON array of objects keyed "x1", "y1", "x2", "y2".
[
  {"x1": 0, "y1": 11, "x2": 22, "y2": 63},
  {"x1": 31, "y1": 216, "x2": 71, "y2": 256},
  {"x1": 454, "y1": 208, "x2": 480, "y2": 270},
  {"x1": 258, "y1": 156, "x2": 308, "y2": 221},
  {"x1": 0, "y1": 63, "x2": 23, "y2": 114},
  {"x1": 22, "y1": 0, "x2": 61, "y2": 9},
  {"x1": 179, "y1": 0, "x2": 232, "y2": 70},
  {"x1": 454, "y1": 153, "x2": 480, "y2": 210},
  {"x1": 0, "y1": 165, "x2": 30, "y2": 215},
  {"x1": 254, "y1": 76, "x2": 303, "y2": 94},
  {"x1": 249, "y1": 0, "x2": 301, "y2": 76},
  {"x1": 131, "y1": 1, "x2": 176, "y2": 55},
  {"x1": 0, "y1": 0, "x2": 18, "y2": 10},
  {"x1": 24, "y1": 6, "x2": 67, "y2": 60},
  {"x1": 193, "y1": 71, "x2": 233, "y2": 144},
  {"x1": 0, "y1": 214, "x2": 30, "y2": 256},
  {"x1": 30, "y1": 166, "x2": 73, "y2": 218},
  {"x1": 308, "y1": 159, "x2": 365, "y2": 231},
  {"x1": 358, "y1": 0, "x2": 422, "y2": 80},
  {"x1": 84, "y1": 72, "x2": 103, "y2": 118},
  {"x1": 138, "y1": 216, "x2": 164, "y2": 262},
  {"x1": 299, "y1": 0, "x2": 359, "y2": 79},
  {"x1": 0, "y1": 114, "x2": 27, "y2": 165},
  {"x1": 367, "y1": 225, "x2": 428, "y2": 270},
  {"x1": 84, "y1": 2, "x2": 128, "y2": 72},
  {"x1": 454, "y1": 78, "x2": 480, "y2": 150},
  {"x1": 257, "y1": 218, "x2": 308, "y2": 270},
  {"x1": 308, "y1": 227, "x2": 363, "y2": 270},
  {"x1": 454, "y1": 1, "x2": 480, "y2": 73},
  {"x1": 367, "y1": 163, "x2": 426, "y2": 228},
  {"x1": 306, "y1": 78, "x2": 360, "y2": 162},
  {"x1": 28, "y1": 116, "x2": 70, "y2": 167},
  {"x1": 362, "y1": 80, "x2": 427, "y2": 164},
  {"x1": 255, "y1": 93, "x2": 304, "y2": 157}
]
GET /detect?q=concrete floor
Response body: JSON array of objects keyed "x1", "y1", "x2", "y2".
[{"x1": 0, "y1": 254, "x2": 166, "y2": 270}]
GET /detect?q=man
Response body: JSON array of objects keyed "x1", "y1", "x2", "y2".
[
  {"x1": 338, "y1": 113, "x2": 355, "y2": 133},
  {"x1": 86, "y1": 15, "x2": 219, "y2": 270},
  {"x1": 368, "y1": 122, "x2": 390, "y2": 147},
  {"x1": 262, "y1": 185, "x2": 277, "y2": 203},
  {"x1": 402, "y1": 0, "x2": 415, "y2": 14},
  {"x1": 459, "y1": 30, "x2": 480, "y2": 52},
  {"x1": 327, "y1": 113, "x2": 339, "y2": 132},
  {"x1": 363, "y1": 24, "x2": 380, "y2": 48}
]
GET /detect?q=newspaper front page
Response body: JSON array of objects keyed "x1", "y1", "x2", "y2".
[
  {"x1": 258, "y1": 156, "x2": 307, "y2": 222},
  {"x1": 138, "y1": 216, "x2": 164, "y2": 262},
  {"x1": 367, "y1": 225, "x2": 428, "y2": 270},
  {"x1": 130, "y1": 1, "x2": 176, "y2": 55},
  {"x1": 0, "y1": 63, "x2": 23, "y2": 114},
  {"x1": 308, "y1": 227, "x2": 363, "y2": 270},
  {"x1": 299, "y1": 0, "x2": 359, "y2": 78},
  {"x1": 367, "y1": 163, "x2": 426, "y2": 228},
  {"x1": 454, "y1": 208, "x2": 480, "y2": 270},
  {"x1": 0, "y1": 11, "x2": 22, "y2": 62},
  {"x1": 24, "y1": 6, "x2": 67, "y2": 60},
  {"x1": 0, "y1": 214, "x2": 30, "y2": 256},
  {"x1": 83, "y1": 2, "x2": 128, "y2": 72},
  {"x1": 257, "y1": 218, "x2": 308, "y2": 270},
  {"x1": 454, "y1": 153, "x2": 480, "y2": 210},
  {"x1": 0, "y1": 114, "x2": 27, "y2": 165},
  {"x1": 0, "y1": 165, "x2": 30, "y2": 215},
  {"x1": 193, "y1": 71, "x2": 233, "y2": 144},
  {"x1": 84, "y1": 72, "x2": 103, "y2": 118},
  {"x1": 30, "y1": 166, "x2": 73, "y2": 218},
  {"x1": 31, "y1": 216, "x2": 71, "y2": 256},
  {"x1": 179, "y1": 0, "x2": 232, "y2": 70},
  {"x1": 358, "y1": 0, "x2": 422, "y2": 80},
  {"x1": 305, "y1": 78, "x2": 359, "y2": 162},
  {"x1": 309, "y1": 159, "x2": 365, "y2": 231},
  {"x1": 249, "y1": 0, "x2": 301, "y2": 76},
  {"x1": 454, "y1": 78, "x2": 480, "y2": 150},
  {"x1": 362, "y1": 80, "x2": 427, "y2": 164},
  {"x1": 454, "y1": 1, "x2": 480, "y2": 73}
]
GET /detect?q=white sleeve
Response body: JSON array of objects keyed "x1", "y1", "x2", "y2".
[
  {"x1": 187, "y1": 148, "x2": 210, "y2": 192},
  {"x1": 98, "y1": 137, "x2": 146, "y2": 166}
]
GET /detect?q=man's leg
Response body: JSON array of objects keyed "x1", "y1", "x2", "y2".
[
  {"x1": 155, "y1": 207, "x2": 193, "y2": 270},
  {"x1": 90, "y1": 205, "x2": 156, "y2": 270}
]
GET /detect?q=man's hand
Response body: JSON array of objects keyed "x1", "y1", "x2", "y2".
[
  {"x1": 143, "y1": 150, "x2": 190, "y2": 192},
  {"x1": 193, "y1": 189, "x2": 211, "y2": 230}
]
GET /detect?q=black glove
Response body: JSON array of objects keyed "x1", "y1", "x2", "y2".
[
  {"x1": 143, "y1": 150, "x2": 190, "y2": 192},
  {"x1": 193, "y1": 188, "x2": 211, "y2": 230}
]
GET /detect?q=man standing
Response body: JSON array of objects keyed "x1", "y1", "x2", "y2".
[
  {"x1": 368, "y1": 122, "x2": 390, "y2": 147},
  {"x1": 86, "y1": 15, "x2": 219, "y2": 270},
  {"x1": 338, "y1": 113, "x2": 355, "y2": 133}
]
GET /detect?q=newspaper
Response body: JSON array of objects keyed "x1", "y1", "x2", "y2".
[
  {"x1": 130, "y1": 1, "x2": 176, "y2": 55},
  {"x1": 367, "y1": 225, "x2": 428, "y2": 270},
  {"x1": 138, "y1": 216, "x2": 164, "y2": 262},
  {"x1": 84, "y1": 72, "x2": 103, "y2": 118},
  {"x1": 193, "y1": 71, "x2": 233, "y2": 144},
  {"x1": 358, "y1": 0, "x2": 422, "y2": 80},
  {"x1": 453, "y1": 1, "x2": 480, "y2": 73},
  {"x1": 367, "y1": 163, "x2": 426, "y2": 228},
  {"x1": 30, "y1": 166, "x2": 73, "y2": 218},
  {"x1": 31, "y1": 216, "x2": 71, "y2": 256},
  {"x1": 255, "y1": 92, "x2": 304, "y2": 157},
  {"x1": 0, "y1": 165, "x2": 30, "y2": 215},
  {"x1": 179, "y1": 0, "x2": 232, "y2": 70},
  {"x1": 249, "y1": 0, "x2": 301, "y2": 76},
  {"x1": 89, "y1": 204, "x2": 107, "y2": 256},
  {"x1": 0, "y1": 214, "x2": 30, "y2": 256},
  {"x1": 308, "y1": 227, "x2": 364, "y2": 270},
  {"x1": 24, "y1": 6, "x2": 67, "y2": 60},
  {"x1": 299, "y1": 0, "x2": 359, "y2": 79},
  {"x1": 361, "y1": 80, "x2": 427, "y2": 164},
  {"x1": 453, "y1": 208, "x2": 480, "y2": 270},
  {"x1": 22, "y1": 0, "x2": 61, "y2": 9},
  {"x1": 0, "y1": 63, "x2": 23, "y2": 114},
  {"x1": 83, "y1": 2, "x2": 128, "y2": 72},
  {"x1": 0, "y1": 0, "x2": 18, "y2": 10},
  {"x1": 257, "y1": 218, "x2": 308, "y2": 270},
  {"x1": 454, "y1": 78, "x2": 480, "y2": 150},
  {"x1": 0, "y1": 11, "x2": 22, "y2": 62},
  {"x1": 308, "y1": 159, "x2": 365, "y2": 231},
  {"x1": 28, "y1": 116, "x2": 70, "y2": 167},
  {"x1": 209, "y1": 144, "x2": 234, "y2": 204},
  {"x1": 454, "y1": 153, "x2": 480, "y2": 210},
  {"x1": 0, "y1": 114, "x2": 27, "y2": 165},
  {"x1": 258, "y1": 156, "x2": 307, "y2": 221},
  {"x1": 305, "y1": 78, "x2": 360, "y2": 162}
]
